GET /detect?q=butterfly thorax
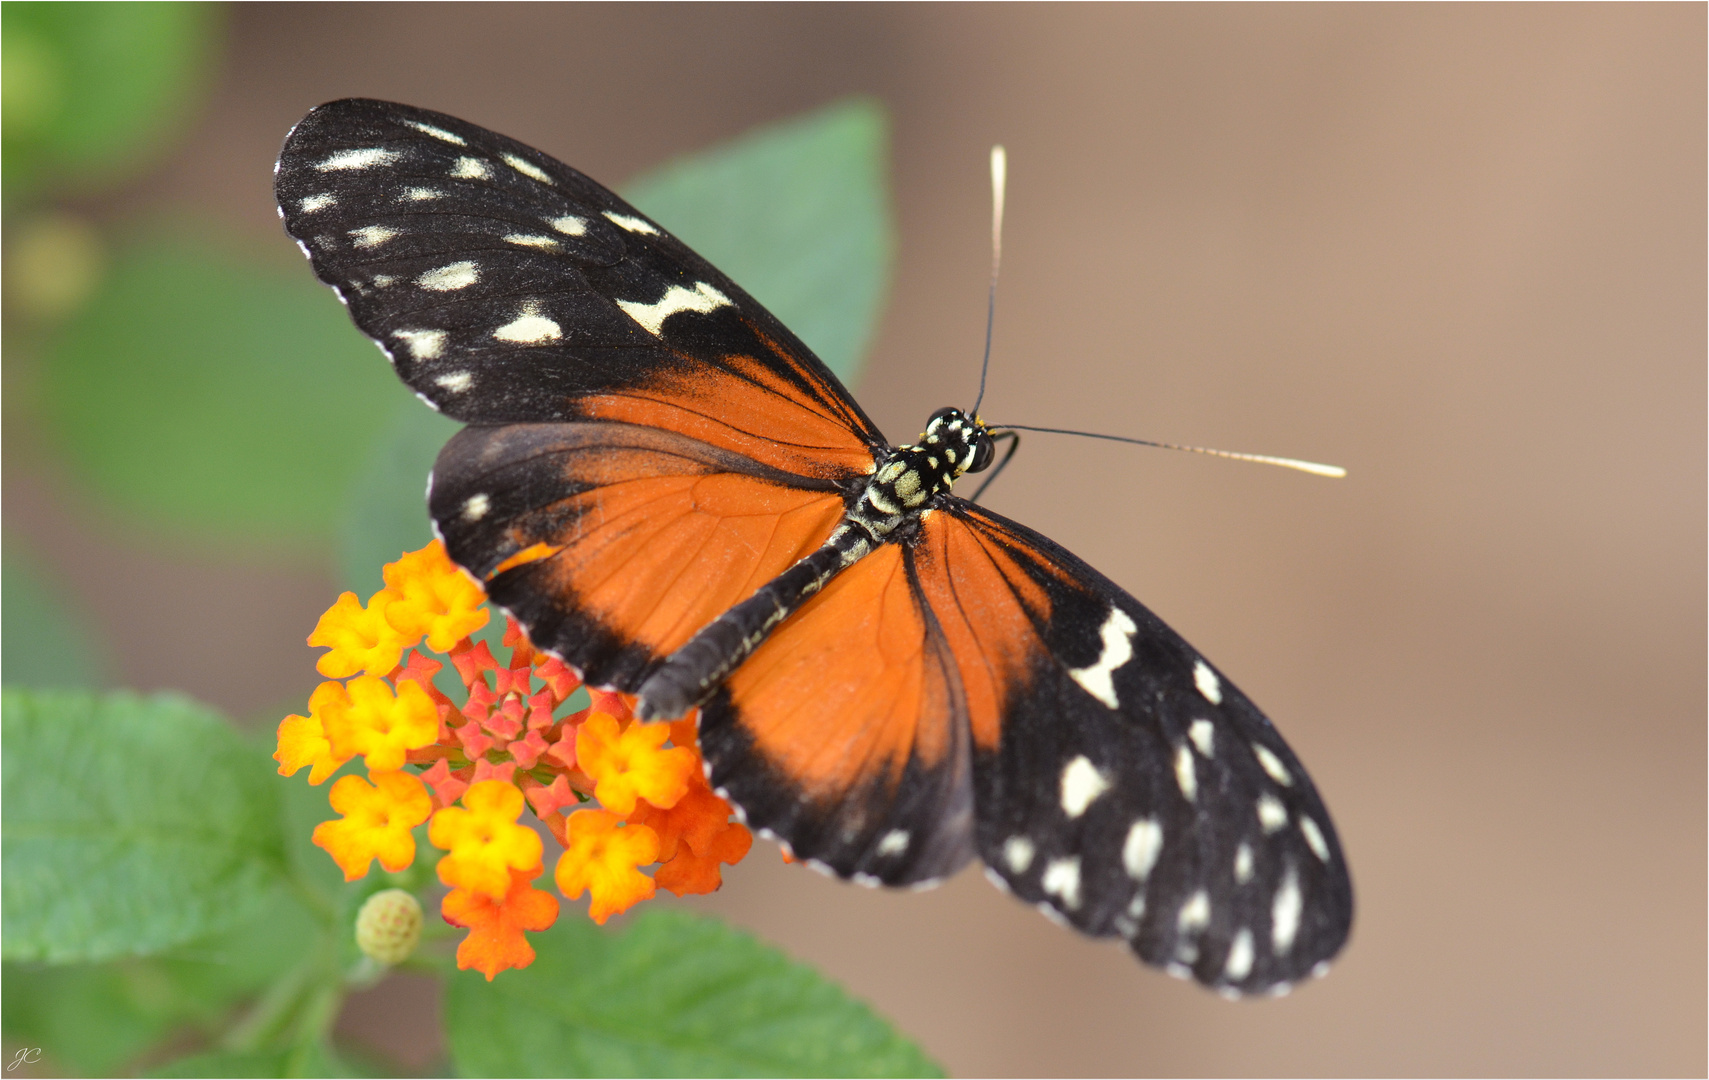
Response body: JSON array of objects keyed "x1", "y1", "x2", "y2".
[{"x1": 859, "y1": 408, "x2": 988, "y2": 522}]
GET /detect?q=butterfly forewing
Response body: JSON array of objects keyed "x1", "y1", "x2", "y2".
[
  {"x1": 275, "y1": 99, "x2": 883, "y2": 478},
  {"x1": 941, "y1": 504, "x2": 1352, "y2": 993}
]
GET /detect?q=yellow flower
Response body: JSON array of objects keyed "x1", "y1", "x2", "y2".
[
  {"x1": 308, "y1": 590, "x2": 410, "y2": 678},
  {"x1": 576, "y1": 713, "x2": 695, "y2": 816},
  {"x1": 554, "y1": 809, "x2": 659, "y2": 925},
  {"x1": 274, "y1": 681, "x2": 352, "y2": 785},
  {"x1": 312, "y1": 770, "x2": 432, "y2": 881},
  {"x1": 320, "y1": 674, "x2": 439, "y2": 772},
  {"x1": 430, "y1": 780, "x2": 544, "y2": 903},
  {"x1": 382, "y1": 541, "x2": 489, "y2": 653}
]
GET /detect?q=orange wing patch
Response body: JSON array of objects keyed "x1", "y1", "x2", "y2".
[
  {"x1": 531, "y1": 471, "x2": 844, "y2": 659},
  {"x1": 723, "y1": 544, "x2": 958, "y2": 799},
  {"x1": 912, "y1": 512, "x2": 1056, "y2": 752},
  {"x1": 580, "y1": 347, "x2": 875, "y2": 481}
]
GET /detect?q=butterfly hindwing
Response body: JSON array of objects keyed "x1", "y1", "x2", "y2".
[
  {"x1": 429, "y1": 419, "x2": 850, "y2": 693},
  {"x1": 938, "y1": 503, "x2": 1353, "y2": 994},
  {"x1": 275, "y1": 98, "x2": 883, "y2": 482},
  {"x1": 696, "y1": 537, "x2": 977, "y2": 886}
]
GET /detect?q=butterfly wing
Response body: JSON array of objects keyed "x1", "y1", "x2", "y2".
[
  {"x1": 699, "y1": 499, "x2": 1351, "y2": 994},
  {"x1": 275, "y1": 98, "x2": 882, "y2": 482},
  {"x1": 932, "y1": 502, "x2": 1353, "y2": 994},
  {"x1": 277, "y1": 99, "x2": 887, "y2": 685}
]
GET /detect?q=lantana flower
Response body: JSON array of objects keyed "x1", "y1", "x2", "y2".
[{"x1": 275, "y1": 539, "x2": 752, "y2": 978}]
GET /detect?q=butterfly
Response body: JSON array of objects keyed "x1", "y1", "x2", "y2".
[{"x1": 275, "y1": 99, "x2": 1352, "y2": 996}]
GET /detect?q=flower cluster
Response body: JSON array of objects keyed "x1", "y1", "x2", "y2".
[{"x1": 275, "y1": 541, "x2": 752, "y2": 979}]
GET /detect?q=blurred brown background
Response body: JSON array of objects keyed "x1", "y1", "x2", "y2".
[{"x1": 8, "y1": 4, "x2": 1703, "y2": 1075}]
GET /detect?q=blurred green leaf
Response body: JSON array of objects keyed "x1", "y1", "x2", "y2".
[
  {"x1": 445, "y1": 908, "x2": 941, "y2": 1077},
  {"x1": 336, "y1": 100, "x2": 895, "y2": 594},
  {"x1": 1, "y1": 1, "x2": 220, "y2": 200},
  {"x1": 1, "y1": 531, "x2": 108, "y2": 687},
  {"x1": 2, "y1": 688, "x2": 288, "y2": 963},
  {"x1": 2, "y1": 890, "x2": 320, "y2": 1076},
  {"x1": 40, "y1": 227, "x2": 413, "y2": 544},
  {"x1": 626, "y1": 97, "x2": 893, "y2": 387}
]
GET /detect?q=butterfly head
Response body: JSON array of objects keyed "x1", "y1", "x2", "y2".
[{"x1": 921, "y1": 407, "x2": 996, "y2": 479}]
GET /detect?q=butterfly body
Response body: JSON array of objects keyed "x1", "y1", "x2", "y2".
[{"x1": 276, "y1": 99, "x2": 1353, "y2": 996}]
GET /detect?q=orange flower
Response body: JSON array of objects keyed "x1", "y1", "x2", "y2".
[
  {"x1": 576, "y1": 713, "x2": 695, "y2": 816},
  {"x1": 319, "y1": 674, "x2": 439, "y2": 772},
  {"x1": 430, "y1": 780, "x2": 544, "y2": 902},
  {"x1": 382, "y1": 541, "x2": 489, "y2": 652},
  {"x1": 554, "y1": 809, "x2": 659, "y2": 924},
  {"x1": 308, "y1": 590, "x2": 409, "y2": 678},
  {"x1": 655, "y1": 823, "x2": 754, "y2": 896},
  {"x1": 312, "y1": 770, "x2": 432, "y2": 880},
  {"x1": 274, "y1": 681, "x2": 351, "y2": 785},
  {"x1": 442, "y1": 866, "x2": 560, "y2": 980}
]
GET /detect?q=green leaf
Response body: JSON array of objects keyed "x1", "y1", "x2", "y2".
[
  {"x1": 2, "y1": 890, "x2": 321, "y2": 1076},
  {"x1": 445, "y1": 908, "x2": 941, "y2": 1078},
  {"x1": 2, "y1": 689, "x2": 288, "y2": 963},
  {"x1": 334, "y1": 100, "x2": 896, "y2": 594},
  {"x1": 40, "y1": 227, "x2": 412, "y2": 543},
  {"x1": 625, "y1": 98, "x2": 893, "y2": 386},
  {"x1": 1, "y1": 2, "x2": 220, "y2": 200},
  {"x1": 1, "y1": 531, "x2": 109, "y2": 688}
]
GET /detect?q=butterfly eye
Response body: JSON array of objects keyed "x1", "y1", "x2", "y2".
[
  {"x1": 927, "y1": 406, "x2": 957, "y2": 429},
  {"x1": 967, "y1": 432, "x2": 996, "y2": 473}
]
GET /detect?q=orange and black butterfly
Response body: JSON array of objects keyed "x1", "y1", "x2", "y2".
[{"x1": 276, "y1": 99, "x2": 1352, "y2": 996}]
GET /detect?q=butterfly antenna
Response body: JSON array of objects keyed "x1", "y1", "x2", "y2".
[
  {"x1": 992, "y1": 423, "x2": 1347, "y2": 478},
  {"x1": 972, "y1": 145, "x2": 1006, "y2": 417}
]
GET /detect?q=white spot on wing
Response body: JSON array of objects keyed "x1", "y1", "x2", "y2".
[
  {"x1": 603, "y1": 210, "x2": 659, "y2": 235},
  {"x1": 435, "y1": 371, "x2": 473, "y2": 393},
  {"x1": 1003, "y1": 835, "x2": 1035, "y2": 874},
  {"x1": 503, "y1": 233, "x2": 559, "y2": 249},
  {"x1": 1177, "y1": 889, "x2": 1210, "y2": 935},
  {"x1": 391, "y1": 328, "x2": 447, "y2": 361},
  {"x1": 450, "y1": 156, "x2": 492, "y2": 180},
  {"x1": 1041, "y1": 856, "x2": 1083, "y2": 911},
  {"x1": 876, "y1": 829, "x2": 909, "y2": 856},
  {"x1": 348, "y1": 225, "x2": 399, "y2": 249},
  {"x1": 1299, "y1": 816, "x2": 1331, "y2": 862},
  {"x1": 1253, "y1": 743, "x2": 1294, "y2": 786},
  {"x1": 1257, "y1": 792, "x2": 1288, "y2": 833},
  {"x1": 1194, "y1": 660, "x2": 1223, "y2": 705},
  {"x1": 1188, "y1": 718, "x2": 1215, "y2": 757},
  {"x1": 1069, "y1": 606, "x2": 1138, "y2": 708},
  {"x1": 549, "y1": 215, "x2": 587, "y2": 236},
  {"x1": 1224, "y1": 928, "x2": 1255, "y2": 981},
  {"x1": 1059, "y1": 755, "x2": 1111, "y2": 818},
  {"x1": 317, "y1": 147, "x2": 400, "y2": 171},
  {"x1": 1234, "y1": 842, "x2": 1254, "y2": 884},
  {"x1": 1123, "y1": 818, "x2": 1163, "y2": 880},
  {"x1": 403, "y1": 119, "x2": 466, "y2": 145},
  {"x1": 299, "y1": 193, "x2": 335, "y2": 213},
  {"x1": 1174, "y1": 743, "x2": 1198, "y2": 802},
  {"x1": 501, "y1": 152, "x2": 553, "y2": 183},
  {"x1": 416, "y1": 261, "x2": 480, "y2": 291},
  {"x1": 494, "y1": 302, "x2": 561, "y2": 344},
  {"x1": 1272, "y1": 868, "x2": 1302, "y2": 954},
  {"x1": 616, "y1": 281, "x2": 732, "y2": 336},
  {"x1": 402, "y1": 186, "x2": 442, "y2": 201},
  {"x1": 461, "y1": 494, "x2": 490, "y2": 522}
]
